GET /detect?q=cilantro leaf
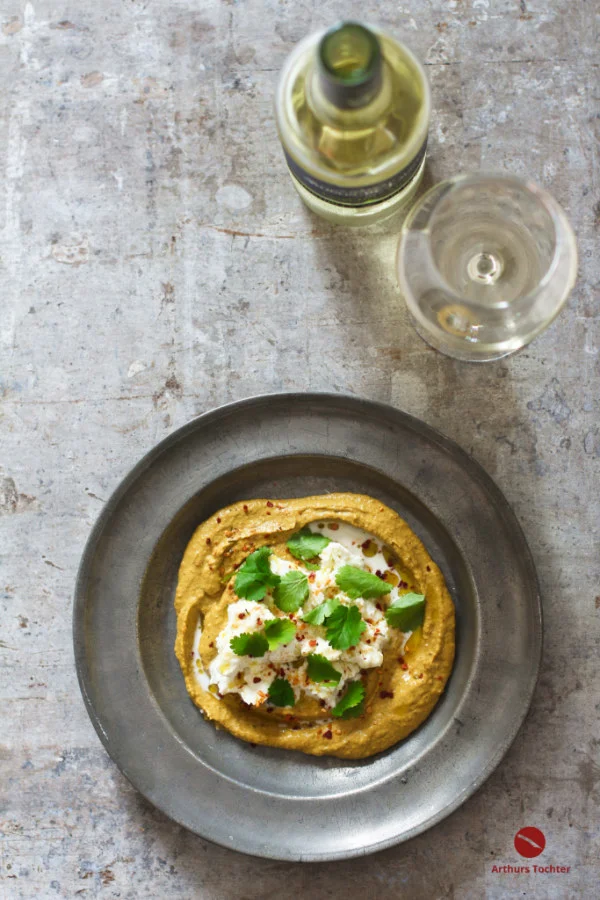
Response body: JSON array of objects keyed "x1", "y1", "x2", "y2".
[
  {"x1": 234, "y1": 546, "x2": 281, "y2": 602},
  {"x1": 304, "y1": 560, "x2": 320, "y2": 571},
  {"x1": 335, "y1": 565, "x2": 392, "y2": 600},
  {"x1": 273, "y1": 570, "x2": 309, "y2": 612},
  {"x1": 286, "y1": 526, "x2": 331, "y2": 561},
  {"x1": 325, "y1": 604, "x2": 366, "y2": 650},
  {"x1": 332, "y1": 680, "x2": 365, "y2": 718},
  {"x1": 306, "y1": 653, "x2": 341, "y2": 686},
  {"x1": 263, "y1": 617, "x2": 296, "y2": 650},
  {"x1": 230, "y1": 632, "x2": 269, "y2": 657},
  {"x1": 302, "y1": 596, "x2": 341, "y2": 626},
  {"x1": 267, "y1": 677, "x2": 295, "y2": 707},
  {"x1": 385, "y1": 593, "x2": 426, "y2": 631}
]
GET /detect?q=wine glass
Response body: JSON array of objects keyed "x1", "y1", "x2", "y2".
[{"x1": 396, "y1": 173, "x2": 578, "y2": 361}]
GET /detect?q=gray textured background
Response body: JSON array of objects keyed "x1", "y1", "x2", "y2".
[{"x1": 1, "y1": 0, "x2": 598, "y2": 897}]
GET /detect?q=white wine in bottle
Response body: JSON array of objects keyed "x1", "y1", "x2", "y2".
[{"x1": 275, "y1": 21, "x2": 430, "y2": 226}]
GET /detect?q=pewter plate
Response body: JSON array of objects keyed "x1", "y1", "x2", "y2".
[{"x1": 73, "y1": 393, "x2": 542, "y2": 861}]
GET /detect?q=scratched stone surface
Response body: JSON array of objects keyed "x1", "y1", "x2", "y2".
[{"x1": 0, "y1": 0, "x2": 598, "y2": 897}]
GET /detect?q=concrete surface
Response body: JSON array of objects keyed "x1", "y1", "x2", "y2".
[{"x1": 1, "y1": 0, "x2": 598, "y2": 897}]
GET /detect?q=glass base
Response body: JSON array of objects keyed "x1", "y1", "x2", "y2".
[{"x1": 289, "y1": 157, "x2": 426, "y2": 226}]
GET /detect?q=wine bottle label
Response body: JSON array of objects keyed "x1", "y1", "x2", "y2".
[{"x1": 284, "y1": 139, "x2": 427, "y2": 207}]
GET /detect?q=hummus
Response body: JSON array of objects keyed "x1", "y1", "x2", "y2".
[{"x1": 174, "y1": 493, "x2": 455, "y2": 759}]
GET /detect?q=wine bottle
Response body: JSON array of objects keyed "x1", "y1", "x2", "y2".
[{"x1": 275, "y1": 22, "x2": 430, "y2": 226}]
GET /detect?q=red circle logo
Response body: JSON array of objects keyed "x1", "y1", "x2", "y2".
[{"x1": 514, "y1": 827, "x2": 546, "y2": 858}]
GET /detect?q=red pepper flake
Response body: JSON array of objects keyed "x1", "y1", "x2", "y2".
[
  {"x1": 375, "y1": 603, "x2": 382, "y2": 611},
  {"x1": 366, "y1": 639, "x2": 371, "y2": 644},
  {"x1": 323, "y1": 730, "x2": 333, "y2": 740},
  {"x1": 217, "y1": 517, "x2": 221, "y2": 524},
  {"x1": 266, "y1": 511, "x2": 271, "y2": 516},
  {"x1": 238, "y1": 613, "x2": 246, "y2": 619},
  {"x1": 380, "y1": 690, "x2": 394, "y2": 699},
  {"x1": 320, "y1": 700, "x2": 326, "y2": 708},
  {"x1": 309, "y1": 639, "x2": 317, "y2": 647},
  {"x1": 436, "y1": 675, "x2": 444, "y2": 681},
  {"x1": 418, "y1": 673, "x2": 424, "y2": 679},
  {"x1": 328, "y1": 523, "x2": 339, "y2": 531},
  {"x1": 295, "y1": 633, "x2": 305, "y2": 641},
  {"x1": 399, "y1": 580, "x2": 408, "y2": 589},
  {"x1": 308, "y1": 572, "x2": 316, "y2": 582},
  {"x1": 243, "y1": 504, "x2": 249, "y2": 513},
  {"x1": 206, "y1": 537, "x2": 211, "y2": 545},
  {"x1": 426, "y1": 566, "x2": 431, "y2": 572},
  {"x1": 401, "y1": 663, "x2": 409, "y2": 671},
  {"x1": 266, "y1": 501, "x2": 274, "y2": 508},
  {"x1": 279, "y1": 668, "x2": 285, "y2": 677},
  {"x1": 256, "y1": 618, "x2": 262, "y2": 626},
  {"x1": 209, "y1": 642, "x2": 214, "y2": 648},
  {"x1": 253, "y1": 677, "x2": 261, "y2": 683},
  {"x1": 361, "y1": 540, "x2": 370, "y2": 549},
  {"x1": 375, "y1": 570, "x2": 383, "y2": 578}
]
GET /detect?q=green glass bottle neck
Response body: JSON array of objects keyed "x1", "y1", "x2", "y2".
[{"x1": 317, "y1": 22, "x2": 383, "y2": 110}]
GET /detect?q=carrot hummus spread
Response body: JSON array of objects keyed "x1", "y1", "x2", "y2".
[{"x1": 174, "y1": 493, "x2": 455, "y2": 759}]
